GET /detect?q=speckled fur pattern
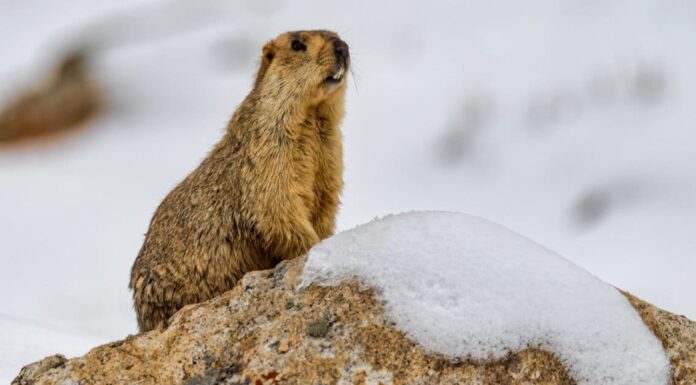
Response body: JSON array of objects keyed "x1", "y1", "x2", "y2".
[{"x1": 130, "y1": 30, "x2": 348, "y2": 332}]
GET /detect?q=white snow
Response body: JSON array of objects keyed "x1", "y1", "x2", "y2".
[
  {"x1": 301, "y1": 212, "x2": 671, "y2": 385},
  {"x1": 1, "y1": 0, "x2": 695, "y2": 382},
  {"x1": 0, "y1": 314, "x2": 102, "y2": 381}
]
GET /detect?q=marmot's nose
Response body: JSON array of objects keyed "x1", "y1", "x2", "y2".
[{"x1": 333, "y1": 39, "x2": 350, "y2": 65}]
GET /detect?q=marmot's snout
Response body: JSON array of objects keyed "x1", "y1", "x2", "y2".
[
  {"x1": 327, "y1": 37, "x2": 350, "y2": 84},
  {"x1": 333, "y1": 38, "x2": 350, "y2": 66}
]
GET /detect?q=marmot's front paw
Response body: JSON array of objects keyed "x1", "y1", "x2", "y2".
[{"x1": 281, "y1": 221, "x2": 320, "y2": 260}]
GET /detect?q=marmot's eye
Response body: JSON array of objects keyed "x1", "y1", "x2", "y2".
[
  {"x1": 291, "y1": 39, "x2": 306, "y2": 52},
  {"x1": 265, "y1": 53, "x2": 274, "y2": 61}
]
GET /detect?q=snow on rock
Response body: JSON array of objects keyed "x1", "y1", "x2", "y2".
[{"x1": 301, "y1": 211, "x2": 671, "y2": 385}]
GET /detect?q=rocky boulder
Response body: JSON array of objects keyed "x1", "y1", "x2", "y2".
[{"x1": 12, "y1": 255, "x2": 696, "y2": 385}]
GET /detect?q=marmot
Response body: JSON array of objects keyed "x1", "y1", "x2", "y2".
[
  {"x1": 130, "y1": 30, "x2": 349, "y2": 332},
  {"x1": 0, "y1": 50, "x2": 101, "y2": 144}
]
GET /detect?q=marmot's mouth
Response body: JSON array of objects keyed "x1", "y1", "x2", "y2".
[{"x1": 324, "y1": 65, "x2": 346, "y2": 85}]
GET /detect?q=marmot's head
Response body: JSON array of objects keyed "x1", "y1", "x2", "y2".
[
  {"x1": 57, "y1": 50, "x2": 89, "y2": 81},
  {"x1": 254, "y1": 30, "x2": 350, "y2": 104}
]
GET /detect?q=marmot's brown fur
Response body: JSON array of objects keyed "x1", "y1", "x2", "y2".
[
  {"x1": 0, "y1": 50, "x2": 101, "y2": 144},
  {"x1": 130, "y1": 30, "x2": 349, "y2": 332}
]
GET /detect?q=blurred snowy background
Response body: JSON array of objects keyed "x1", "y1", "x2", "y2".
[{"x1": 1, "y1": 0, "x2": 694, "y2": 381}]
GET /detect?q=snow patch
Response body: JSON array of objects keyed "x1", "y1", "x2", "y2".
[{"x1": 301, "y1": 212, "x2": 670, "y2": 385}]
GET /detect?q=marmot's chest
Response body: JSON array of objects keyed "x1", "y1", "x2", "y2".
[
  {"x1": 291, "y1": 120, "x2": 332, "y2": 210},
  {"x1": 292, "y1": 117, "x2": 330, "y2": 165}
]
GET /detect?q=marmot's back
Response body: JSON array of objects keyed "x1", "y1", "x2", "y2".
[{"x1": 130, "y1": 30, "x2": 349, "y2": 332}]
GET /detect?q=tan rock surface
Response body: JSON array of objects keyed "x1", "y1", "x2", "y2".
[{"x1": 13, "y1": 257, "x2": 696, "y2": 385}]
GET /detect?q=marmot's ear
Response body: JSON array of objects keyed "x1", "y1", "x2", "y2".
[
  {"x1": 255, "y1": 42, "x2": 274, "y2": 88},
  {"x1": 262, "y1": 42, "x2": 275, "y2": 63}
]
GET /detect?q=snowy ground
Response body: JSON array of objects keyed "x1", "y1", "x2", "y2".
[{"x1": 1, "y1": 0, "x2": 695, "y2": 382}]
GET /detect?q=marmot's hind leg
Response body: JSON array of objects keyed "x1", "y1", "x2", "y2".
[
  {"x1": 134, "y1": 300, "x2": 175, "y2": 332},
  {"x1": 131, "y1": 271, "x2": 180, "y2": 332}
]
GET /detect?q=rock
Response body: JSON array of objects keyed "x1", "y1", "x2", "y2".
[
  {"x1": 11, "y1": 355, "x2": 67, "y2": 385},
  {"x1": 624, "y1": 292, "x2": 696, "y2": 384},
  {"x1": 13, "y1": 256, "x2": 696, "y2": 385}
]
